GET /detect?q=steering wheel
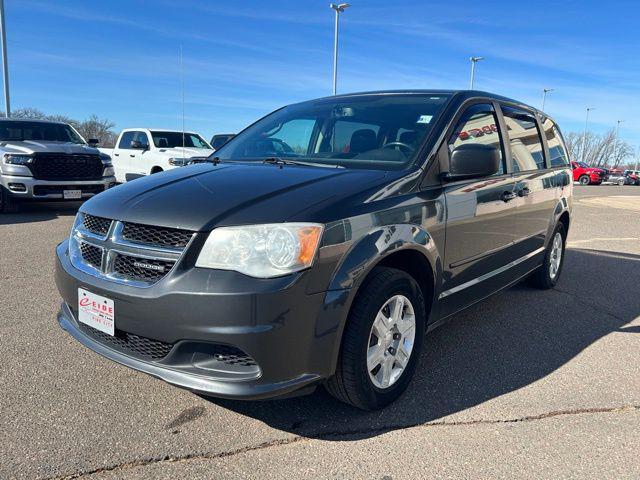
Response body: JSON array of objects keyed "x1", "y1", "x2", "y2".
[{"x1": 382, "y1": 141, "x2": 415, "y2": 156}]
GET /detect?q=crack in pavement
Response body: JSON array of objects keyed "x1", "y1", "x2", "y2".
[
  {"x1": 49, "y1": 404, "x2": 640, "y2": 480},
  {"x1": 551, "y1": 286, "x2": 630, "y2": 323}
]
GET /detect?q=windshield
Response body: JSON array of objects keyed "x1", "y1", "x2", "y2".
[
  {"x1": 0, "y1": 121, "x2": 84, "y2": 143},
  {"x1": 576, "y1": 161, "x2": 589, "y2": 168},
  {"x1": 214, "y1": 94, "x2": 451, "y2": 170},
  {"x1": 151, "y1": 131, "x2": 211, "y2": 149}
]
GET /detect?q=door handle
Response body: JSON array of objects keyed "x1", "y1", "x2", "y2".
[
  {"x1": 518, "y1": 187, "x2": 531, "y2": 197},
  {"x1": 114, "y1": 153, "x2": 119, "y2": 156},
  {"x1": 501, "y1": 191, "x2": 517, "y2": 202},
  {"x1": 130, "y1": 154, "x2": 136, "y2": 158}
]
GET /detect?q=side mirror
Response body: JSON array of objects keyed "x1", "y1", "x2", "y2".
[
  {"x1": 443, "y1": 144, "x2": 501, "y2": 181},
  {"x1": 87, "y1": 138, "x2": 99, "y2": 147},
  {"x1": 130, "y1": 140, "x2": 148, "y2": 150}
]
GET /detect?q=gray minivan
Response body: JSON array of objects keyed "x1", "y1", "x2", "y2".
[{"x1": 55, "y1": 90, "x2": 572, "y2": 410}]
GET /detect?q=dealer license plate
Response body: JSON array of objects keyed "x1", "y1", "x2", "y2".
[{"x1": 78, "y1": 288, "x2": 115, "y2": 336}]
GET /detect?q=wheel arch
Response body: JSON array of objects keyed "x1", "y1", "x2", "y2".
[{"x1": 319, "y1": 224, "x2": 442, "y2": 377}]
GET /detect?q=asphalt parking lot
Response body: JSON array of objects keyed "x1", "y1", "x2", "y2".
[{"x1": 1, "y1": 185, "x2": 639, "y2": 479}]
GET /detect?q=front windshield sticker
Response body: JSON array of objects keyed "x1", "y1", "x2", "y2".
[{"x1": 417, "y1": 115, "x2": 433, "y2": 124}]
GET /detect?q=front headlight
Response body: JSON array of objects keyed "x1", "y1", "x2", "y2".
[
  {"x1": 168, "y1": 157, "x2": 187, "y2": 166},
  {"x1": 4, "y1": 154, "x2": 33, "y2": 165},
  {"x1": 103, "y1": 165, "x2": 115, "y2": 177},
  {"x1": 196, "y1": 223, "x2": 323, "y2": 278}
]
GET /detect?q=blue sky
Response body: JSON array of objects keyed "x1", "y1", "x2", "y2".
[{"x1": 7, "y1": 0, "x2": 640, "y2": 149}]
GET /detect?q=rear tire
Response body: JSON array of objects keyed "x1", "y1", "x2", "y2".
[
  {"x1": 0, "y1": 186, "x2": 18, "y2": 213},
  {"x1": 578, "y1": 175, "x2": 590, "y2": 185},
  {"x1": 527, "y1": 223, "x2": 566, "y2": 289},
  {"x1": 325, "y1": 267, "x2": 426, "y2": 410}
]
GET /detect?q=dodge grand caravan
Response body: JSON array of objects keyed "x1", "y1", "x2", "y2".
[{"x1": 55, "y1": 90, "x2": 573, "y2": 410}]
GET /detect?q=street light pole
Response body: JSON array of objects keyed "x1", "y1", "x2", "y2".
[
  {"x1": 330, "y1": 3, "x2": 349, "y2": 96},
  {"x1": 469, "y1": 56, "x2": 484, "y2": 90},
  {"x1": 612, "y1": 119, "x2": 624, "y2": 167},
  {"x1": 0, "y1": 0, "x2": 10, "y2": 117},
  {"x1": 541, "y1": 88, "x2": 553, "y2": 112},
  {"x1": 580, "y1": 107, "x2": 594, "y2": 164}
]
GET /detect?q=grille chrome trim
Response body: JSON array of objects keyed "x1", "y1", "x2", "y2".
[{"x1": 70, "y1": 213, "x2": 195, "y2": 287}]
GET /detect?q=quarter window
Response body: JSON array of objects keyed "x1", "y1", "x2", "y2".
[
  {"x1": 501, "y1": 106, "x2": 545, "y2": 171},
  {"x1": 540, "y1": 116, "x2": 569, "y2": 167},
  {"x1": 448, "y1": 103, "x2": 505, "y2": 175}
]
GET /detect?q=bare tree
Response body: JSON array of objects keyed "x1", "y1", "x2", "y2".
[{"x1": 565, "y1": 129, "x2": 634, "y2": 168}]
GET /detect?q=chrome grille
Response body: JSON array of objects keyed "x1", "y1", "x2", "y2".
[{"x1": 69, "y1": 214, "x2": 194, "y2": 287}]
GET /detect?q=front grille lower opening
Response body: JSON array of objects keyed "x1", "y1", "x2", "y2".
[{"x1": 78, "y1": 323, "x2": 174, "y2": 361}]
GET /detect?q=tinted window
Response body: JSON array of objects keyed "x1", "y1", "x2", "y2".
[
  {"x1": 501, "y1": 106, "x2": 545, "y2": 171},
  {"x1": 540, "y1": 117, "x2": 569, "y2": 167},
  {"x1": 118, "y1": 131, "x2": 136, "y2": 149},
  {"x1": 0, "y1": 121, "x2": 84, "y2": 143},
  {"x1": 211, "y1": 135, "x2": 234, "y2": 149},
  {"x1": 214, "y1": 94, "x2": 451, "y2": 170},
  {"x1": 134, "y1": 131, "x2": 150, "y2": 148},
  {"x1": 448, "y1": 103, "x2": 505, "y2": 175},
  {"x1": 150, "y1": 131, "x2": 210, "y2": 149}
]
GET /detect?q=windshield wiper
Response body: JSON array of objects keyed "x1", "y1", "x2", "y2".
[{"x1": 262, "y1": 157, "x2": 343, "y2": 169}]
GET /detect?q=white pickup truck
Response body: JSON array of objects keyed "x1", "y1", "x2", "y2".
[{"x1": 101, "y1": 128, "x2": 214, "y2": 183}]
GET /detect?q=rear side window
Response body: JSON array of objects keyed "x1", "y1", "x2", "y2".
[
  {"x1": 448, "y1": 103, "x2": 505, "y2": 175},
  {"x1": 118, "y1": 131, "x2": 135, "y2": 149},
  {"x1": 540, "y1": 117, "x2": 569, "y2": 166},
  {"x1": 501, "y1": 106, "x2": 545, "y2": 171}
]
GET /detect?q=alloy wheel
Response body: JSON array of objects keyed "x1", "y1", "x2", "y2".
[
  {"x1": 549, "y1": 232, "x2": 563, "y2": 280},
  {"x1": 367, "y1": 294, "x2": 416, "y2": 389}
]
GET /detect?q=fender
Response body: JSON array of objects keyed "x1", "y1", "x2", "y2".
[{"x1": 312, "y1": 223, "x2": 443, "y2": 377}]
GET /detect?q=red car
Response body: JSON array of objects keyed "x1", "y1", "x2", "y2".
[{"x1": 571, "y1": 161, "x2": 607, "y2": 185}]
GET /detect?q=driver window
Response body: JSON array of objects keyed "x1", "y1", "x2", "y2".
[{"x1": 448, "y1": 104, "x2": 505, "y2": 175}]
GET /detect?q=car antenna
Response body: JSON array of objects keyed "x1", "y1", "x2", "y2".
[{"x1": 180, "y1": 44, "x2": 186, "y2": 158}]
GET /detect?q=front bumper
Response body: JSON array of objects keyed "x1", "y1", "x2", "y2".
[
  {"x1": 55, "y1": 240, "x2": 348, "y2": 400},
  {"x1": 0, "y1": 174, "x2": 116, "y2": 200}
]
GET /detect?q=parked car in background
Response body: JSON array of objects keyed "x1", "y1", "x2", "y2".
[
  {"x1": 607, "y1": 168, "x2": 639, "y2": 186},
  {"x1": 101, "y1": 129, "x2": 214, "y2": 183},
  {"x1": 570, "y1": 161, "x2": 607, "y2": 185},
  {"x1": 625, "y1": 170, "x2": 640, "y2": 185},
  {"x1": 210, "y1": 133, "x2": 235, "y2": 151},
  {"x1": 0, "y1": 118, "x2": 115, "y2": 212},
  {"x1": 56, "y1": 90, "x2": 573, "y2": 410}
]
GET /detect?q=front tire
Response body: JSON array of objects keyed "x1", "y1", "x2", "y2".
[
  {"x1": 326, "y1": 267, "x2": 426, "y2": 410},
  {"x1": 618, "y1": 178, "x2": 625, "y2": 186},
  {"x1": 578, "y1": 175, "x2": 590, "y2": 185},
  {"x1": 528, "y1": 223, "x2": 566, "y2": 289}
]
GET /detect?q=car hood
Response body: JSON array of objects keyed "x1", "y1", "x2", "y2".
[
  {"x1": 0, "y1": 140, "x2": 100, "y2": 155},
  {"x1": 82, "y1": 162, "x2": 388, "y2": 231},
  {"x1": 155, "y1": 147, "x2": 214, "y2": 158}
]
